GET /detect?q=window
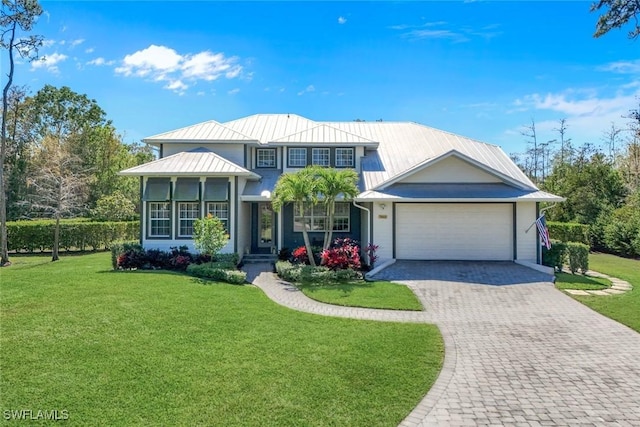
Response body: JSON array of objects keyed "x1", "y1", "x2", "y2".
[
  {"x1": 178, "y1": 202, "x2": 200, "y2": 237},
  {"x1": 312, "y1": 148, "x2": 330, "y2": 166},
  {"x1": 288, "y1": 148, "x2": 307, "y2": 167},
  {"x1": 257, "y1": 149, "x2": 276, "y2": 168},
  {"x1": 293, "y1": 202, "x2": 350, "y2": 232},
  {"x1": 206, "y1": 202, "x2": 229, "y2": 231},
  {"x1": 335, "y1": 148, "x2": 354, "y2": 167},
  {"x1": 148, "y1": 202, "x2": 171, "y2": 237}
]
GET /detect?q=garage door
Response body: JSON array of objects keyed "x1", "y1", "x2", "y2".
[{"x1": 395, "y1": 203, "x2": 513, "y2": 260}]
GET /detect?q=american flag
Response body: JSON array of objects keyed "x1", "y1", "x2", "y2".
[{"x1": 536, "y1": 215, "x2": 551, "y2": 250}]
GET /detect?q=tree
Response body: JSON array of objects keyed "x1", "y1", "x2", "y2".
[
  {"x1": 521, "y1": 119, "x2": 539, "y2": 181},
  {"x1": 316, "y1": 167, "x2": 359, "y2": 250},
  {"x1": 193, "y1": 214, "x2": 229, "y2": 259},
  {"x1": 592, "y1": 0, "x2": 640, "y2": 39},
  {"x1": 272, "y1": 168, "x2": 319, "y2": 266},
  {"x1": 27, "y1": 135, "x2": 89, "y2": 261},
  {"x1": 1, "y1": 0, "x2": 43, "y2": 265}
]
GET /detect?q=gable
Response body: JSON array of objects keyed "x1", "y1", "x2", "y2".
[{"x1": 398, "y1": 155, "x2": 503, "y2": 185}]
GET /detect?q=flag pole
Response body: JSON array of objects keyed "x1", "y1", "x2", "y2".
[{"x1": 525, "y1": 203, "x2": 557, "y2": 233}]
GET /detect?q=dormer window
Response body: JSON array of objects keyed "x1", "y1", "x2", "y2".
[
  {"x1": 256, "y1": 148, "x2": 276, "y2": 168},
  {"x1": 335, "y1": 148, "x2": 354, "y2": 167},
  {"x1": 312, "y1": 148, "x2": 330, "y2": 166}
]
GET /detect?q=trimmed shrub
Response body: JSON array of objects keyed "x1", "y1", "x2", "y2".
[
  {"x1": 186, "y1": 264, "x2": 246, "y2": 285},
  {"x1": 8, "y1": 220, "x2": 139, "y2": 252},
  {"x1": 547, "y1": 221, "x2": 589, "y2": 245},
  {"x1": 542, "y1": 240, "x2": 566, "y2": 272},
  {"x1": 275, "y1": 261, "x2": 361, "y2": 283},
  {"x1": 566, "y1": 242, "x2": 589, "y2": 274},
  {"x1": 111, "y1": 241, "x2": 143, "y2": 270},
  {"x1": 213, "y1": 253, "x2": 240, "y2": 266}
]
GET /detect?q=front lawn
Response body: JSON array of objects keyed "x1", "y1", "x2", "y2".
[
  {"x1": 554, "y1": 272, "x2": 611, "y2": 290},
  {"x1": 570, "y1": 253, "x2": 640, "y2": 333},
  {"x1": 0, "y1": 253, "x2": 443, "y2": 426},
  {"x1": 298, "y1": 281, "x2": 423, "y2": 311}
]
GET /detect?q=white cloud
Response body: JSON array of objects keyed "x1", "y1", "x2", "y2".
[
  {"x1": 598, "y1": 59, "x2": 640, "y2": 74},
  {"x1": 338, "y1": 16, "x2": 347, "y2": 24},
  {"x1": 70, "y1": 38, "x2": 85, "y2": 47},
  {"x1": 115, "y1": 44, "x2": 243, "y2": 93},
  {"x1": 31, "y1": 52, "x2": 68, "y2": 73},
  {"x1": 87, "y1": 57, "x2": 114, "y2": 66},
  {"x1": 42, "y1": 39, "x2": 56, "y2": 48},
  {"x1": 297, "y1": 85, "x2": 315, "y2": 96},
  {"x1": 405, "y1": 29, "x2": 468, "y2": 43},
  {"x1": 85, "y1": 47, "x2": 94, "y2": 54},
  {"x1": 394, "y1": 21, "x2": 500, "y2": 43},
  {"x1": 228, "y1": 88, "x2": 240, "y2": 95}
]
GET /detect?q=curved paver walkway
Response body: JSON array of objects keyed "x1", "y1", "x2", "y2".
[{"x1": 243, "y1": 261, "x2": 640, "y2": 426}]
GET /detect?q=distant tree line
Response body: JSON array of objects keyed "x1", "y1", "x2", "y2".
[{"x1": 511, "y1": 108, "x2": 640, "y2": 258}]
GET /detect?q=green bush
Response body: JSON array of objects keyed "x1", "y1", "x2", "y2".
[
  {"x1": 213, "y1": 253, "x2": 240, "y2": 266},
  {"x1": 7, "y1": 220, "x2": 139, "y2": 253},
  {"x1": 111, "y1": 241, "x2": 143, "y2": 270},
  {"x1": 275, "y1": 261, "x2": 301, "y2": 282},
  {"x1": 547, "y1": 221, "x2": 590, "y2": 245},
  {"x1": 542, "y1": 240, "x2": 566, "y2": 272},
  {"x1": 91, "y1": 192, "x2": 137, "y2": 222},
  {"x1": 566, "y1": 242, "x2": 589, "y2": 274},
  {"x1": 275, "y1": 261, "x2": 361, "y2": 283},
  {"x1": 186, "y1": 264, "x2": 247, "y2": 285}
]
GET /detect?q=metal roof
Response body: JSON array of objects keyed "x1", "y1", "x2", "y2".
[
  {"x1": 119, "y1": 147, "x2": 259, "y2": 177},
  {"x1": 241, "y1": 169, "x2": 281, "y2": 201},
  {"x1": 143, "y1": 120, "x2": 255, "y2": 144},
  {"x1": 269, "y1": 124, "x2": 378, "y2": 146},
  {"x1": 223, "y1": 114, "x2": 317, "y2": 144},
  {"x1": 356, "y1": 184, "x2": 565, "y2": 202}
]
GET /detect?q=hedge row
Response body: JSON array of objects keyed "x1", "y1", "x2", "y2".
[
  {"x1": 547, "y1": 221, "x2": 590, "y2": 245},
  {"x1": 7, "y1": 220, "x2": 139, "y2": 252},
  {"x1": 542, "y1": 240, "x2": 589, "y2": 274},
  {"x1": 275, "y1": 261, "x2": 361, "y2": 283}
]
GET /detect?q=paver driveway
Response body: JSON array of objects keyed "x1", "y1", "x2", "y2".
[
  {"x1": 246, "y1": 261, "x2": 640, "y2": 426},
  {"x1": 378, "y1": 261, "x2": 640, "y2": 426}
]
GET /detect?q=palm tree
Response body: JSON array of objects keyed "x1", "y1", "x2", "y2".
[
  {"x1": 272, "y1": 167, "x2": 319, "y2": 266},
  {"x1": 317, "y1": 168, "x2": 359, "y2": 250}
]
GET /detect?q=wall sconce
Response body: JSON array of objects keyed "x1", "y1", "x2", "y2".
[{"x1": 379, "y1": 203, "x2": 386, "y2": 210}]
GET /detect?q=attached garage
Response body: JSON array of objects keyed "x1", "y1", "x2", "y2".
[{"x1": 395, "y1": 203, "x2": 514, "y2": 261}]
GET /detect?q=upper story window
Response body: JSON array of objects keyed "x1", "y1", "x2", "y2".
[
  {"x1": 312, "y1": 148, "x2": 330, "y2": 166},
  {"x1": 288, "y1": 147, "x2": 307, "y2": 167},
  {"x1": 256, "y1": 148, "x2": 276, "y2": 168},
  {"x1": 335, "y1": 148, "x2": 354, "y2": 167}
]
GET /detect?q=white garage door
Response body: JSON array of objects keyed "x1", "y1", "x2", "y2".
[{"x1": 395, "y1": 203, "x2": 513, "y2": 260}]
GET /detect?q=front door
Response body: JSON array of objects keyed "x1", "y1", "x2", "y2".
[{"x1": 257, "y1": 202, "x2": 274, "y2": 249}]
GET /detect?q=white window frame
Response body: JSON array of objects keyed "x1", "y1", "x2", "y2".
[
  {"x1": 256, "y1": 148, "x2": 276, "y2": 168},
  {"x1": 335, "y1": 148, "x2": 354, "y2": 168},
  {"x1": 293, "y1": 202, "x2": 350, "y2": 232},
  {"x1": 178, "y1": 202, "x2": 200, "y2": 238},
  {"x1": 288, "y1": 147, "x2": 307, "y2": 167},
  {"x1": 148, "y1": 202, "x2": 171, "y2": 238},
  {"x1": 206, "y1": 202, "x2": 229, "y2": 232},
  {"x1": 312, "y1": 148, "x2": 330, "y2": 166}
]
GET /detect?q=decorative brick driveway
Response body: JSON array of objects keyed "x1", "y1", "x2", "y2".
[
  {"x1": 379, "y1": 261, "x2": 640, "y2": 426},
  {"x1": 246, "y1": 261, "x2": 640, "y2": 426}
]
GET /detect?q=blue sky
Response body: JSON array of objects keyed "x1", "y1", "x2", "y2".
[{"x1": 8, "y1": 1, "x2": 640, "y2": 155}]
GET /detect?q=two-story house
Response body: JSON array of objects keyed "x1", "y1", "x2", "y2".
[{"x1": 120, "y1": 113, "x2": 563, "y2": 268}]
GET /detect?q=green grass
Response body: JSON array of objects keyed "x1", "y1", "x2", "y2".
[
  {"x1": 298, "y1": 281, "x2": 423, "y2": 311},
  {"x1": 554, "y1": 272, "x2": 611, "y2": 290},
  {"x1": 0, "y1": 253, "x2": 443, "y2": 426},
  {"x1": 569, "y1": 253, "x2": 640, "y2": 333}
]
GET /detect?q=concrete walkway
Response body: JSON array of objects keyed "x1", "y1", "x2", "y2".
[{"x1": 243, "y1": 262, "x2": 640, "y2": 426}]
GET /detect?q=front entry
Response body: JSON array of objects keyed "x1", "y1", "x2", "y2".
[{"x1": 251, "y1": 202, "x2": 276, "y2": 253}]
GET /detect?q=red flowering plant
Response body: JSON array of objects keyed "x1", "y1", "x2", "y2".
[
  {"x1": 320, "y1": 237, "x2": 361, "y2": 271},
  {"x1": 292, "y1": 246, "x2": 310, "y2": 264}
]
